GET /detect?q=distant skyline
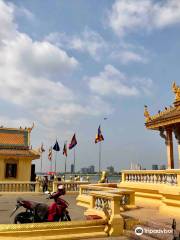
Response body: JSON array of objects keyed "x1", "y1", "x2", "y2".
[{"x1": 0, "y1": 0, "x2": 180, "y2": 172}]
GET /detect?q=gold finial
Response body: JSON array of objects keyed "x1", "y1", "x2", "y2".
[
  {"x1": 144, "y1": 105, "x2": 151, "y2": 122},
  {"x1": 172, "y1": 82, "x2": 180, "y2": 102},
  {"x1": 27, "y1": 122, "x2": 35, "y2": 132}
]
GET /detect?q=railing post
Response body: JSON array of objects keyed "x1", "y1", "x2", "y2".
[
  {"x1": 108, "y1": 196, "x2": 124, "y2": 236},
  {"x1": 35, "y1": 177, "x2": 40, "y2": 192},
  {"x1": 177, "y1": 172, "x2": 180, "y2": 186},
  {"x1": 53, "y1": 176, "x2": 58, "y2": 192},
  {"x1": 121, "y1": 172, "x2": 125, "y2": 182}
]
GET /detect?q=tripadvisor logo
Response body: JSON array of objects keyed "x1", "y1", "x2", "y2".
[{"x1": 135, "y1": 226, "x2": 144, "y2": 236}]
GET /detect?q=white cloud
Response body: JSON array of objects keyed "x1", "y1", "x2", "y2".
[
  {"x1": 87, "y1": 64, "x2": 153, "y2": 97},
  {"x1": 108, "y1": 0, "x2": 180, "y2": 36},
  {"x1": 0, "y1": 0, "x2": 17, "y2": 40},
  {"x1": 0, "y1": 0, "x2": 111, "y2": 128},
  {"x1": 88, "y1": 65, "x2": 139, "y2": 97},
  {"x1": 111, "y1": 50, "x2": 147, "y2": 64},
  {"x1": 46, "y1": 28, "x2": 107, "y2": 61}
]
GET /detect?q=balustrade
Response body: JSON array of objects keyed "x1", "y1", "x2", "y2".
[
  {"x1": 122, "y1": 170, "x2": 180, "y2": 186},
  {"x1": 0, "y1": 182, "x2": 36, "y2": 192}
]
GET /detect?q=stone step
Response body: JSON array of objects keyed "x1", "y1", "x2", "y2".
[
  {"x1": 125, "y1": 230, "x2": 159, "y2": 240},
  {"x1": 127, "y1": 224, "x2": 174, "y2": 240}
]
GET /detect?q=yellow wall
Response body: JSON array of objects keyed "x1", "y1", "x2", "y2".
[{"x1": 0, "y1": 157, "x2": 33, "y2": 181}]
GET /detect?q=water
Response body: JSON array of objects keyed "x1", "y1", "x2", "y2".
[{"x1": 36, "y1": 173, "x2": 121, "y2": 183}]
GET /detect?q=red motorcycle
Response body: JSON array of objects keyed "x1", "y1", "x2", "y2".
[{"x1": 11, "y1": 185, "x2": 71, "y2": 223}]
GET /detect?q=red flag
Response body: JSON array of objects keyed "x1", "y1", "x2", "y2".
[{"x1": 69, "y1": 134, "x2": 77, "y2": 150}]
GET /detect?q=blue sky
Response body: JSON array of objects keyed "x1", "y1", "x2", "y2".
[{"x1": 1, "y1": 0, "x2": 180, "y2": 172}]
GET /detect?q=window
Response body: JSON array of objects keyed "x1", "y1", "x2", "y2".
[{"x1": 5, "y1": 164, "x2": 17, "y2": 178}]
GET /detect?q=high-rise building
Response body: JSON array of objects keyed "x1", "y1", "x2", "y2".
[
  {"x1": 107, "y1": 166, "x2": 115, "y2": 174},
  {"x1": 159, "y1": 164, "x2": 166, "y2": 170},
  {"x1": 81, "y1": 166, "x2": 95, "y2": 174},
  {"x1": 89, "y1": 165, "x2": 95, "y2": 173},
  {"x1": 81, "y1": 168, "x2": 88, "y2": 174},
  {"x1": 152, "y1": 164, "x2": 158, "y2": 170},
  {"x1": 71, "y1": 164, "x2": 74, "y2": 173}
]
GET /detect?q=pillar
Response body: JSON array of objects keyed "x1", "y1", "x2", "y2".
[
  {"x1": 173, "y1": 126, "x2": 180, "y2": 169},
  {"x1": 178, "y1": 145, "x2": 180, "y2": 169},
  {"x1": 166, "y1": 129, "x2": 174, "y2": 169}
]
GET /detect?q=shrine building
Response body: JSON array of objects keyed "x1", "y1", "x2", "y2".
[
  {"x1": 144, "y1": 82, "x2": 180, "y2": 169},
  {"x1": 0, "y1": 125, "x2": 40, "y2": 181}
]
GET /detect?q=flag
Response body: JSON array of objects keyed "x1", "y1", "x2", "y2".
[
  {"x1": 40, "y1": 143, "x2": 45, "y2": 153},
  {"x1": 48, "y1": 147, "x2": 52, "y2": 161},
  {"x1": 53, "y1": 140, "x2": 60, "y2": 151},
  {"x1": 63, "y1": 143, "x2": 67, "y2": 157},
  {"x1": 69, "y1": 134, "x2": 77, "y2": 150},
  {"x1": 95, "y1": 125, "x2": 104, "y2": 143}
]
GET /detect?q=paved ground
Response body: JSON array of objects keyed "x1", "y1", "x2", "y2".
[
  {"x1": 0, "y1": 193, "x2": 180, "y2": 239},
  {"x1": 0, "y1": 193, "x2": 85, "y2": 224}
]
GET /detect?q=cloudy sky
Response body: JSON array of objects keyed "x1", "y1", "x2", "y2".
[{"x1": 1, "y1": 0, "x2": 180, "y2": 172}]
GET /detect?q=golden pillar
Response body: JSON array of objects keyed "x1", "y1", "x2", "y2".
[{"x1": 166, "y1": 128, "x2": 174, "y2": 169}]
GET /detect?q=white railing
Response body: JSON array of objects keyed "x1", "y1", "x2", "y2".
[{"x1": 121, "y1": 169, "x2": 180, "y2": 186}]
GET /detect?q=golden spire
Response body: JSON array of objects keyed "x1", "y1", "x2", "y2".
[
  {"x1": 172, "y1": 82, "x2": 180, "y2": 104},
  {"x1": 144, "y1": 105, "x2": 151, "y2": 122}
]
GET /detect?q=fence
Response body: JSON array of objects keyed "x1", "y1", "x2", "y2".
[
  {"x1": 0, "y1": 179, "x2": 89, "y2": 193},
  {"x1": 121, "y1": 169, "x2": 180, "y2": 186}
]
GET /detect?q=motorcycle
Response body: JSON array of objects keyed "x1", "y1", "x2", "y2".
[{"x1": 11, "y1": 187, "x2": 71, "y2": 223}]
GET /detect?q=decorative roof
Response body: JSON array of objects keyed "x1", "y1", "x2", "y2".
[
  {"x1": 144, "y1": 82, "x2": 180, "y2": 130},
  {"x1": 0, "y1": 124, "x2": 34, "y2": 149},
  {"x1": 0, "y1": 149, "x2": 40, "y2": 159}
]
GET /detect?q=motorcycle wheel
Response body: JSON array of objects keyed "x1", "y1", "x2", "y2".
[
  {"x1": 14, "y1": 212, "x2": 34, "y2": 224},
  {"x1": 61, "y1": 212, "x2": 71, "y2": 221}
]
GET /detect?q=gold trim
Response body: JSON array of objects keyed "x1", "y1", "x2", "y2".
[{"x1": 0, "y1": 219, "x2": 107, "y2": 232}]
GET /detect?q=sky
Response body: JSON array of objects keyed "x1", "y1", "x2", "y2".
[{"x1": 1, "y1": 0, "x2": 180, "y2": 172}]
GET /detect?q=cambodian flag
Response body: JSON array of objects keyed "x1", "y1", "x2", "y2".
[{"x1": 69, "y1": 134, "x2": 77, "y2": 150}]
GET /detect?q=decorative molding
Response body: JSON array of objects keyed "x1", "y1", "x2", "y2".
[
  {"x1": 172, "y1": 82, "x2": 180, "y2": 103},
  {"x1": 144, "y1": 105, "x2": 151, "y2": 122}
]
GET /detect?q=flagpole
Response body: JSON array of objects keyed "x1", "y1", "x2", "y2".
[
  {"x1": 55, "y1": 151, "x2": 57, "y2": 173},
  {"x1": 99, "y1": 141, "x2": 101, "y2": 176},
  {"x1": 40, "y1": 153, "x2": 42, "y2": 173},
  {"x1": 65, "y1": 156, "x2": 67, "y2": 179},
  {"x1": 73, "y1": 148, "x2": 76, "y2": 174},
  {"x1": 50, "y1": 160, "x2": 52, "y2": 172}
]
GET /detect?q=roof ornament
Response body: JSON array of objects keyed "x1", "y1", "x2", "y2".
[
  {"x1": 172, "y1": 82, "x2": 180, "y2": 103},
  {"x1": 27, "y1": 122, "x2": 35, "y2": 132},
  {"x1": 144, "y1": 105, "x2": 151, "y2": 122}
]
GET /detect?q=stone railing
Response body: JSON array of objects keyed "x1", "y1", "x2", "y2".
[
  {"x1": 52, "y1": 181, "x2": 89, "y2": 192},
  {"x1": 77, "y1": 183, "x2": 135, "y2": 210},
  {"x1": 121, "y1": 169, "x2": 180, "y2": 186},
  {"x1": 85, "y1": 191, "x2": 124, "y2": 236},
  {"x1": 0, "y1": 179, "x2": 90, "y2": 193},
  {"x1": 79, "y1": 184, "x2": 116, "y2": 195},
  {"x1": 0, "y1": 182, "x2": 36, "y2": 192}
]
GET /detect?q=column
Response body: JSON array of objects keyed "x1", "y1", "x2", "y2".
[
  {"x1": 178, "y1": 144, "x2": 180, "y2": 169},
  {"x1": 166, "y1": 128, "x2": 174, "y2": 169},
  {"x1": 173, "y1": 126, "x2": 180, "y2": 169}
]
